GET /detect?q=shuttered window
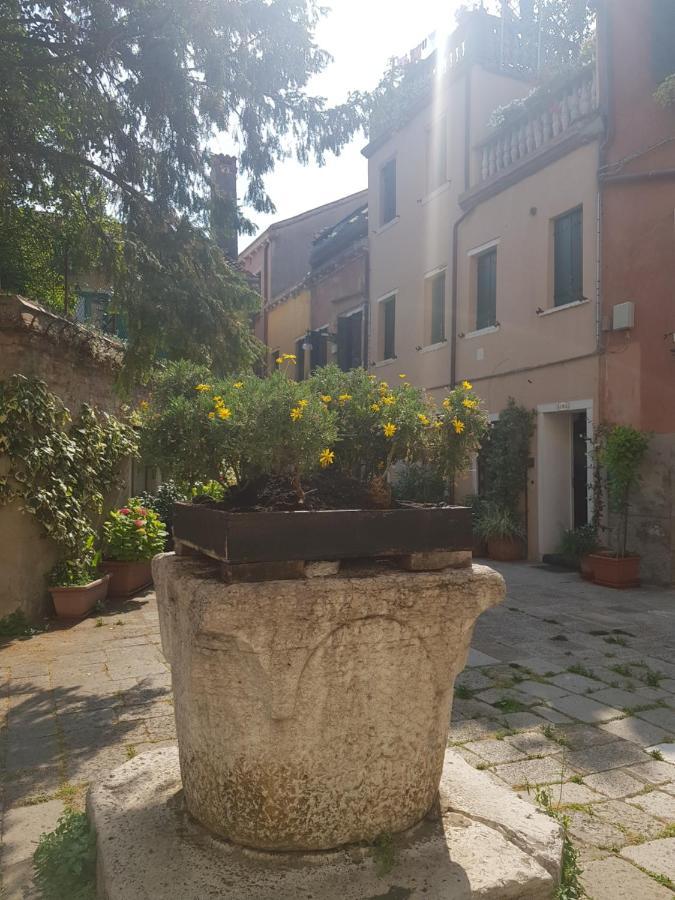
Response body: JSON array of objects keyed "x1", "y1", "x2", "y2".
[
  {"x1": 554, "y1": 207, "x2": 583, "y2": 307},
  {"x1": 380, "y1": 159, "x2": 397, "y2": 225},
  {"x1": 382, "y1": 296, "x2": 396, "y2": 360},
  {"x1": 337, "y1": 311, "x2": 364, "y2": 371},
  {"x1": 294, "y1": 338, "x2": 305, "y2": 381},
  {"x1": 430, "y1": 272, "x2": 446, "y2": 344},
  {"x1": 476, "y1": 249, "x2": 497, "y2": 330}
]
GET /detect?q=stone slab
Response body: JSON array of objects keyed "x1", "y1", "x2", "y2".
[
  {"x1": 647, "y1": 742, "x2": 675, "y2": 764},
  {"x1": 548, "y1": 694, "x2": 623, "y2": 724},
  {"x1": 621, "y1": 838, "x2": 675, "y2": 883},
  {"x1": 564, "y1": 740, "x2": 651, "y2": 775},
  {"x1": 2, "y1": 799, "x2": 65, "y2": 866},
  {"x1": 89, "y1": 746, "x2": 563, "y2": 900},
  {"x1": 600, "y1": 717, "x2": 672, "y2": 748},
  {"x1": 583, "y1": 769, "x2": 646, "y2": 799},
  {"x1": 582, "y1": 855, "x2": 673, "y2": 900},
  {"x1": 629, "y1": 790, "x2": 675, "y2": 821}
]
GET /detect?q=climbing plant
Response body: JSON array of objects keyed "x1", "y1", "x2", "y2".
[
  {"x1": 0, "y1": 375, "x2": 138, "y2": 555},
  {"x1": 479, "y1": 398, "x2": 535, "y2": 518}
]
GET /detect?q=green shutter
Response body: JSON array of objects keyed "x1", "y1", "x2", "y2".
[
  {"x1": 337, "y1": 317, "x2": 350, "y2": 371},
  {"x1": 476, "y1": 249, "x2": 497, "y2": 330},
  {"x1": 295, "y1": 339, "x2": 305, "y2": 381},
  {"x1": 383, "y1": 298, "x2": 396, "y2": 360},
  {"x1": 554, "y1": 207, "x2": 583, "y2": 307},
  {"x1": 431, "y1": 273, "x2": 446, "y2": 343}
]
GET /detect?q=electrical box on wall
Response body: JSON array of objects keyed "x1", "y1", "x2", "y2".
[{"x1": 612, "y1": 301, "x2": 635, "y2": 331}]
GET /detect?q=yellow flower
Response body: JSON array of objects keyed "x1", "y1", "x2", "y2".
[
  {"x1": 290, "y1": 407, "x2": 303, "y2": 421},
  {"x1": 282, "y1": 353, "x2": 297, "y2": 362},
  {"x1": 276, "y1": 357, "x2": 284, "y2": 365},
  {"x1": 371, "y1": 403, "x2": 381, "y2": 413},
  {"x1": 442, "y1": 397, "x2": 452, "y2": 409},
  {"x1": 207, "y1": 412, "x2": 215, "y2": 420},
  {"x1": 320, "y1": 395, "x2": 332, "y2": 404},
  {"x1": 383, "y1": 422, "x2": 397, "y2": 439},
  {"x1": 217, "y1": 407, "x2": 231, "y2": 420},
  {"x1": 378, "y1": 382, "x2": 389, "y2": 394},
  {"x1": 195, "y1": 384, "x2": 211, "y2": 392},
  {"x1": 462, "y1": 380, "x2": 473, "y2": 391},
  {"x1": 433, "y1": 420, "x2": 443, "y2": 429},
  {"x1": 381, "y1": 395, "x2": 395, "y2": 405},
  {"x1": 368, "y1": 374, "x2": 377, "y2": 380},
  {"x1": 462, "y1": 398, "x2": 478, "y2": 409},
  {"x1": 452, "y1": 417, "x2": 465, "y2": 434},
  {"x1": 319, "y1": 449, "x2": 335, "y2": 468},
  {"x1": 418, "y1": 414, "x2": 430, "y2": 426},
  {"x1": 399, "y1": 373, "x2": 407, "y2": 379},
  {"x1": 233, "y1": 381, "x2": 244, "y2": 389},
  {"x1": 338, "y1": 393, "x2": 352, "y2": 403},
  {"x1": 298, "y1": 398, "x2": 309, "y2": 408},
  {"x1": 212, "y1": 395, "x2": 223, "y2": 404},
  {"x1": 139, "y1": 400, "x2": 149, "y2": 411}
]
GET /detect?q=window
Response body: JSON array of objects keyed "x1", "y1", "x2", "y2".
[
  {"x1": 337, "y1": 310, "x2": 364, "y2": 371},
  {"x1": 425, "y1": 271, "x2": 446, "y2": 345},
  {"x1": 309, "y1": 328, "x2": 328, "y2": 372},
  {"x1": 294, "y1": 338, "x2": 305, "y2": 381},
  {"x1": 652, "y1": 0, "x2": 675, "y2": 83},
  {"x1": 380, "y1": 296, "x2": 396, "y2": 360},
  {"x1": 427, "y1": 117, "x2": 447, "y2": 193},
  {"x1": 476, "y1": 249, "x2": 497, "y2": 330},
  {"x1": 380, "y1": 159, "x2": 397, "y2": 225},
  {"x1": 554, "y1": 207, "x2": 583, "y2": 307}
]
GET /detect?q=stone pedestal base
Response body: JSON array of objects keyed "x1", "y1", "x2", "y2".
[{"x1": 88, "y1": 746, "x2": 562, "y2": 899}]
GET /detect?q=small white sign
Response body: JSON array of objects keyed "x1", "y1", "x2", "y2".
[{"x1": 557, "y1": 401, "x2": 570, "y2": 411}]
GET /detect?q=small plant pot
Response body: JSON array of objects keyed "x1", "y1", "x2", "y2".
[
  {"x1": 50, "y1": 575, "x2": 110, "y2": 619},
  {"x1": 101, "y1": 560, "x2": 153, "y2": 598},
  {"x1": 588, "y1": 554, "x2": 640, "y2": 589},
  {"x1": 580, "y1": 554, "x2": 595, "y2": 580},
  {"x1": 487, "y1": 536, "x2": 525, "y2": 562}
]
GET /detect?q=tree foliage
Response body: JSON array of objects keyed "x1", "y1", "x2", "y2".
[{"x1": 0, "y1": 0, "x2": 368, "y2": 374}]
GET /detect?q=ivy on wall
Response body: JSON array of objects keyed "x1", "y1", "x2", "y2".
[{"x1": 0, "y1": 375, "x2": 138, "y2": 555}]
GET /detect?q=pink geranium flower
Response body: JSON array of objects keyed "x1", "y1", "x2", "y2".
[
  {"x1": 119, "y1": 507, "x2": 131, "y2": 515},
  {"x1": 134, "y1": 518, "x2": 145, "y2": 527}
]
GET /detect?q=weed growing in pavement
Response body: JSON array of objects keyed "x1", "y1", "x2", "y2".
[
  {"x1": 604, "y1": 636, "x2": 627, "y2": 647},
  {"x1": 622, "y1": 702, "x2": 663, "y2": 716},
  {"x1": 126, "y1": 745, "x2": 137, "y2": 760},
  {"x1": 454, "y1": 684, "x2": 474, "y2": 700},
  {"x1": 533, "y1": 786, "x2": 586, "y2": 899},
  {"x1": 609, "y1": 664, "x2": 633, "y2": 678},
  {"x1": 94, "y1": 618, "x2": 103, "y2": 628},
  {"x1": 643, "y1": 669, "x2": 663, "y2": 687},
  {"x1": 0, "y1": 610, "x2": 48, "y2": 639},
  {"x1": 569, "y1": 775, "x2": 584, "y2": 785},
  {"x1": 551, "y1": 635, "x2": 569, "y2": 642},
  {"x1": 493, "y1": 697, "x2": 529, "y2": 714},
  {"x1": 658, "y1": 823, "x2": 675, "y2": 839},
  {"x1": 371, "y1": 832, "x2": 396, "y2": 877},
  {"x1": 567, "y1": 664, "x2": 595, "y2": 679},
  {"x1": 542, "y1": 725, "x2": 571, "y2": 748},
  {"x1": 649, "y1": 748, "x2": 665, "y2": 761},
  {"x1": 494, "y1": 729, "x2": 517, "y2": 741},
  {"x1": 33, "y1": 809, "x2": 96, "y2": 900}
]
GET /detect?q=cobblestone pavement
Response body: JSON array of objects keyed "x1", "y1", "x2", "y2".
[{"x1": 1, "y1": 563, "x2": 674, "y2": 898}]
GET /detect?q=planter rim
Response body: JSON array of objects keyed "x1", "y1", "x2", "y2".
[
  {"x1": 103, "y1": 557, "x2": 156, "y2": 564},
  {"x1": 588, "y1": 553, "x2": 640, "y2": 561},
  {"x1": 49, "y1": 573, "x2": 110, "y2": 593}
]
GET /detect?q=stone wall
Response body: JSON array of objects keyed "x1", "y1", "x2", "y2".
[{"x1": 0, "y1": 294, "x2": 134, "y2": 620}]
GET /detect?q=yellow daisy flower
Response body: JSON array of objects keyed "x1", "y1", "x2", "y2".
[
  {"x1": 433, "y1": 420, "x2": 443, "y2": 429},
  {"x1": 195, "y1": 384, "x2": 211, "y2": 392},
  {"x1": 290, "y1": 407, "x2": 303, "y2": 422},
  {"x1": 399, "y1": 373, "x2": 407, "y2": 379},
  {"x1": 319, "y1": 449, "x2": 335, "y2": 468},
  {"x1": 233, "y1": 381, "x2": 244, "y2": 389},
  {"x1": 217, "y1": 407, "x2": 231, "y2": 420},
  {"x1": 442, "y1": 397, "x2": 452, "y2": 409},
  {"x1": 452, "y1": 417, "x2": 465, "y2": 434},
  {"x1": 381, "y1": 395, "x2": 395, "y2": 405},
  {"x1": 383, "y1": 422, "x2": 397, "y2": 439},
  {"x1": 276, "y1": 357, "x2": 284, "y2": 365},
  {"x1": 298, "y1": 399, "x2": 308, "y2": 408},
  {"x1": 282, "y1": 353, "x2": 297, "y2": 362},
  {"x1": 462, "y1": 398, "x2": 478, "y2": 409},
  {"x1": 338, "y1": 393, "x2": 352, "y2": 403},
  {"x1": 371, "y1": 403, "x2": 381, "y2": 413},
  {"x1": 418, "y1": 414, "x2": 430, "y2": 426},
  {"x1": 320, "y1": 395, "x2": 332, "y2": 404},
  {"x1": 207, "y1": 412, "x2": 215, "y2": 420},
  {"x1": 462, "y1": 380, "x2": 473, "y2": 391}
]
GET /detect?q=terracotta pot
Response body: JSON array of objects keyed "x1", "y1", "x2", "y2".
[
  {"x1": 472, "y1": 537, "x2": 488, "y2": 558},
  {"x1": 487, "y1": 536, "x2": 525, "y2": 562},
  {"x1": 50, "y1": 574, "x2": 110, "y2": 619},
  {"x1": 580, "y1": 554, "x2": 595, "y2": 580},
  {"x1": 102, "y1": 560, "x2": 153, "y2": 598},
  {"x1": 588, "y1": 553, "x2": 640, "y2": 589}
]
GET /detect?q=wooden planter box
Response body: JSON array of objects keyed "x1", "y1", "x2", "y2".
[
  {"x1": 102, "y1": 560, "x2": 153, "y2": 598},
  {"x1": 173, "y1": 503, "x2": 472, "y2": 569},
  {"x1": 50, "y1": 574, "x2": 110, "y2": 619}
]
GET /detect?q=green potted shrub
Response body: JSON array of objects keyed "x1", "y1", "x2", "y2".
[
  {"x1": 558, "y1": 524, "x2": 600, "y2": 579},
  {"x1": 590, "y1": 424, "x2": 649, "y2": 588},
  {"x1": 102, "y1": 501, "x2": 167, "y2": 597},
  {"x1": 477, "y1": 503, "x2": 526, "y2": 562},
  {"x1": 49, "y1": 537, "x2": 109, "y2": 618}
]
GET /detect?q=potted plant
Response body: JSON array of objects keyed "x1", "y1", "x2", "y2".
[
  {"x1": 589, "y1": 424, "x2": 649, "y2": 588},
  {"x1": 102, "y1": 501, "x2": 167, "y2": 597},
  {"x1": 49, "y1": 537, "x2": 109, "y2": 618},
  {"x1": 140, "y1": 365, "x2": 488, "y2": 571},
  {"x1": 477, "y1": 503, "x2": 526, "y2": 562},
  {"x1": 558, "y1": 524, "x2": 600, "y2": 579}
]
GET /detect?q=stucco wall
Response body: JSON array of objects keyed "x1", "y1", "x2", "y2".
[
  {"x1": 266, "y1": 290, "x2": 311, "y2": 376},
  {"x1": 0, "y1": 295, "x2": 133, "y2": 620}
]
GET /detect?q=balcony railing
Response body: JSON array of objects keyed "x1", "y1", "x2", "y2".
[{"x1": 478, "y1": 65, "x2": 599, "y2": 184}]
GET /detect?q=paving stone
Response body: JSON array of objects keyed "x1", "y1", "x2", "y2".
[
  {"x1": 2, "y1": 799, "x2": 65, "y2": 865},
  {"x1": 474, "y1": 687, "x2": 534, "y2": 707},
  {"x1": 466, "y1": 648, "x2": 499, "y2": 667},
  {"x1": 600, "y1": 717, "x2": 672, "y2": 747},
  {"x1": 660, "y1": 679, "x2": 675, "y2": 694},
  {"x1": 636, "y1": 707, "x2": 675, "y2": 732},
  {"x1": 492, "y1": 756, "x2": 567, "y2": 787},
  {"x1": 3, "y1": 735, "x2": 60, "y2": 771},
  {"x1": 464, "y1": 739, "x2": 526, "y2": 764},
  {"x1": 144, "y1": 715, "x2": 177, "y2": 742},
  {"x1": 592, "y1": 799, "x2": 664, "y2": 841},
  {"x1": 646, "y1": 742, "x2": 675, "y2": 764},
  {"x1": 531, "y1": 705, "x2": 574, "y2": 724},
  {"x1": 583, "y1": 769, "x2": 646, "y2": 799},
  {"x1": 566, "y1": 810, "x2": 627, "y2": 849},
  {"x1": 501, "y1": 711, "x2": 547, "y2": 731},
  {"x1": 453, "y1": 697, "x2": 506, "y2": 720},
  {"x1": 549, "y1": 694, "x2": 623, "y2": 724},
  {"x1": 447, "y1": 717, "x2": 503, "y2": 744},
  {"x1": 508, "y1": 657, "x2": 567, "y2": 676},
  {"x1": 550, "y1": 672, "x2": 606, "y2": 694},
  {"x1": 621, "y1": 838, "x2": 675, "y2": 883},
  {"x1": 565, "y1": 740, "x2": 651, "y2": 775},
  {"x1": 548, "y1": 782, "x2": 604, "y2": 807},
  {"x1": 627, "y1": 760, "x2": 675, "y2": 784},
  {"x1": 582, "y1": 855, "x2": 674, "y2": 899},
  {"x1": 504, "y1": 731, "x2": 564, "y2": 756},
  {"x1": 590, "y1": 687, "x2": 663, "y2": 709},
  {"x1": 455, "y1": 668, "x2": 494, "y2": 693},
  {"x1": 629, "y1": 790, "x2": 675, "y2": 821},
  {"x1": 516, "y1": 680, "x2": 569, "y2": 701}
]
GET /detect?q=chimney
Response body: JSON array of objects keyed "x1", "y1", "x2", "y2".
[{"x1": 210, "y1": 154, "x2": 238, "y2": 261}]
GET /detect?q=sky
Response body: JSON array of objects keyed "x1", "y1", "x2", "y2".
[{"x1": 230, "y1": 0, "x2": 470, "y2": 249}]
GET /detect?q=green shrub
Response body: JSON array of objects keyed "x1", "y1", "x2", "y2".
[
  {"x1": 558, "y1": 524, "x2": 599, "y2": 569},
  {"x1": 138, "y1": 481, "x2": 188, "y2": 534},
  {"x1": 599, "y1": 424, "x2": 650, "y2": 557},
  {"x1": 392, "y1": 463, "x2": 447, "y2": 502},
  {"x1": 33, "y1": 810, "x2": 96, "y2": 900},
  {"x1": 49, "y1": 535, "x2": 102, "y2": 587},
  {"x1": 103, "y1": 500, "x2": 167, "y2": 561},
  {"x1": 476, "y1": 503, "x2": 525, "y2": 542}
]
